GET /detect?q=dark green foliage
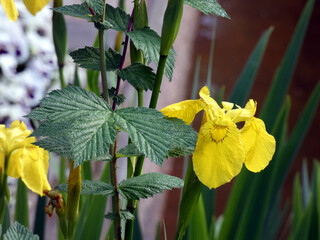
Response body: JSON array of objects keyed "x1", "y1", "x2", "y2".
[
  {"x1": 118, "y1": 173, "x2": 184, "y2": 200},
  {"x1": 105, "y1": 210, "x2": 135, "y2": 221},
  {"x1": 70, "y1": 47, "x2": 121, "y2": 71},
  {"x1": 118, "y1": 63, "x2": 156, "y2": 90},
  {"x1": 56, "y1": 180, "x2": 115, "y2": 196},
  {"x1": 127, "y1": 27, "x2": 176, "y2": 81},
  {"x1": 53, "y1": 3, "x2": 92, "y2": 20},
  {"x1": 184, "y1": 0, "x2": 230, "y2": 18},
  {"x1": 102, "y1": 4, "x2": 131, "y2": 31},
  {"x1": 117, "y1": 144, "x2": 143, "y2": 158},
  {"x1": 3, "y1": 222, "x2": 39, "y2": 240}
]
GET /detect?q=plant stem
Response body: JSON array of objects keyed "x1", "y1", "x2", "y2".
[
  {"x1": 112, "y1": 11, "x2": 134, "y2": 110},
  {"x1": 99, "y1": 0, "x2": 109, "y2": 104},
  {"x1": 110, "y1": 139, "x2": 121, "y2": 239},
  {"x1": 59, "y1": 67, "x2": 66, "y2": 88},
  {"x1": 149, "y1": 55, "x2": 168, "y2": 109}
]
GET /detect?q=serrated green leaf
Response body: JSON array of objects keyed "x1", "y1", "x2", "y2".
[
  {"x1": 55, "y1": 180, "x2": 115, "y2": 196},
  {"x1": 114, "y1": 108, "x2": 173, "y2": 165},
  {"x1": 28, "y1": 87, "x2": 116, "y2": 166},
  {"x1": 70, "y1": 47, "x2": 121, "y2": 71},
  {"x1": 81, "y1": 0, "x2": 103, "y2": 15},
  {"x1": 185, "y1": 0, "x2": 229, "y2": 18},
  {"x1": 127, "y1": 27, "x2": 176, "y2": 81},
  {"x1": 53, "y1": 3, "x2": 92, "y2": 20},
  {"x1": 3, "y1": 222, "x2": 39, "y2": 240},
  {"x1": 117, "y1": 143, "x2": 143, "y2": 158},
  {"x1": 102, "y1": 4, "x2": 131, "y2": 32},
  {"x1": 105, "y1": 210, "x2": 135, "y2": 221},
  {"x1": 117, "y1": 63, "x2": 156, "y2": 90},
  {"x1": 33, "y1": 137, "x2": 72, "y2": 158},
  {"x1": 118, "y1": 173, "x2": 183, "y2": 200},
  {"x1": 27, "y1": 86, "x2": 111, "y2": 122},
  {"x1": 167, "y1": 118, "x2": 197, "y2": 157}
]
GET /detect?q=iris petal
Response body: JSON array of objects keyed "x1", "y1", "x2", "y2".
[
  {"x1": 193, "y1": 120, "x2": 245, "y2": 189},
  {"x1": 20, "y1": 147, "x2": 51, "y2": 196},
  {"x1": 0, "y1": 0, "x2": 18, "y2": 21},
  {"x1": 160, "y1": 99, "x2": 203, "y2": 125},
  {"x1": 241, "y1": 117, "x2": 276, "y2": 172},
  {"x1": 23, "y1": 0, "x2": 50, "y2": 15}
]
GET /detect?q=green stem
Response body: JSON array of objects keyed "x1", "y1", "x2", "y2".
[
  {"x1": 110, "y1": 140, "x2": 121, "y2": 239},
  {"x1": 14, "y1": 179, "x2": 29, "y2": 227},
  {"x1": 149, "y1": 55, "x2": 168, "y2": 109},
  {"x1": 59, "y1": 67, "x2": 66, "y2": 88},
  {"x1": 99, "y1": 29, "x2": 110, "y2": 103}
]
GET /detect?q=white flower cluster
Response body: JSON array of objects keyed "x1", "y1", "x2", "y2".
[{"x1": 0, "y1": 3, "x2": 82, "y2": 125}]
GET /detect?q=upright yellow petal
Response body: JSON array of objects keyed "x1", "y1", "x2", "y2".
[
  {"x1": 19, "y1": 147, "x2": 51, "y2": 196},
  {"x1": 241, "y1": 117, "x2": 276, "y2": 172},
  {"x1": 227, "y1": 99, "x2": 257, "y2": 123},
  {"x1": 160, "y1": 99, "x2": 203, "y2": 125},
  {"x1": 193, "y1": 120, "x2": 245, "y2": 189},
  {"x1": 199, "y1": 86, "x2": 220, "y2": 111},
  {"x1": 23, "y1": 0, "x2": 50, "y2": 15},
  {"x1": 0, "y1": 0, "x2": 18, "y2": 21}
]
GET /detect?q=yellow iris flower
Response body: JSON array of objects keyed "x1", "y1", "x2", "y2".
[
  {"x1": 0, "y1": 120, "x2": 50, "y2": 196},
  {"x1": 161, "y1": 86, "x2": 276, "y2": 189},
  {"x1": 0, "y1": 0, "x2": 50, "y2": 21}
]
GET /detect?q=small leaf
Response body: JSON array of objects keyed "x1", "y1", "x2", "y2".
[
  {"x1": 118, "y1": 173, "x2": 184, "y2": 200},
  {"x1": 102, "y1": 4, "x2": 131, "y2": 32},
  {"x1": 81, "y1": 0, "x2": 104, "y2": 15},
  {"x1": 117, "y1": 144, "x2": 144, "y2": 158},
  {"x1": 55, "y1": 180, "x2": 115, "y2": 196},
  {"x1": 184, "y1": 0, "x2": 230, "y2": 18},
  {"x1": 114, "y1": 108, "x2": 173, "y2": 165},
  {"x1": 70, "y1": 47, "x2": 121, "y2": 71},
  {"x1": 117, "y1": 63, "x2": 156, "y2": 90},
  {"x1": 3, "y1": 222, "x2": 39, "y2": 240},
  {"x1": 53, "y1": 3, "x2": 92, "y2": 20},
  {"x1": 127, "y1": 27, "x2": 176, "y2": 81},
  {"x1": 105, "y1": 210, "x2": 135, "y2": 221}
]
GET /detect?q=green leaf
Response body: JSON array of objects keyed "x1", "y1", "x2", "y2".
[
  {"x1": 114, "y1": 108, "x2": 173, "y2": 165},
  {"x1": 56, "y1": 180, "x2": 115, "y2": 196},
  {"x1": 118, "y1": 173, "x2": 183, "y2": 200},
  {"x1": 105, "y1": 210, "x2": 135, "y2": 221},
  {"x1": 184, "y1": 0, "x2": 230, "y2": 18},
  {"x1": 167, "y1": 118, "x2": 197, "y2": 157},
  {"x1": 127, "y1": 27, "x2": 176, "y2": 81},
  {"x1": 81, "y1": 0, "x2": 103, "y2": 15},
  {"x1": 14, "y1": 180, "x2": 29, "y2": 228},
  {"x1": 70, "y1": 47, "x2": 121, "y2": 71},
  {"x1": 117, "y1": 63, "x2": 156, "y2": 90},
  {"x1": 33, "y1": 137, "x2": 72, "y2": 158},
  {"x1": 260, "y1": 0, "x2": 315, "y2": 131},
  {"x1": 53, "y1": 3, "x2": 92, "y2": 20},
  {"x1": 3, "y1": 222, "x2": 39, "y2": 240},
  {"x1": 189, "y1": 195, "x2": 209, "y2": 240},
  {"x1": 102, "y1": 4, "x2": 131, "y2": 32},
  {"x1": 28, "y1": 87, "x2": 116, "y2": 166},
  {"x1": 117, "y1": 144, "x2": 143, "y2": 158},
  {"x1": 229, "y1": 27, "x2": 273, "y2": 106}
]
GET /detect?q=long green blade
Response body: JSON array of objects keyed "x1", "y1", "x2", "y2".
[
  {"x1": 260, "y1": 0, "x2": 315, "y2": 131},
  {"x1": 229, "y1": 26, "x2": 273, "y2": 106}
]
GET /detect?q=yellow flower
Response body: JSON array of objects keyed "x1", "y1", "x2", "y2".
[
  {"x1": 0, "y1": 0, "x2": 50, "y2": 21},
  {"x1": 0, "y1": 120, "x2": 51, "y2": 196},
  {"x1": 161, "y1": 86, "x2": 276, "y2": 189}
]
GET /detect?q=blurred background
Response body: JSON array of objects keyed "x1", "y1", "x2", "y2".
[{"x1": 0, "y1": 0, "x2": 319, "y2": 239}]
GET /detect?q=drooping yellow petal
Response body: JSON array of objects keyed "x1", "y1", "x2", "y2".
[
  {"x1": 23, "y1": 0, "x2": 50, "y2": 15},
  {"x1": 193, "y1": 119, "x2": 245, "y2": 189},
  {"x1": 0, "y1": 150, "x2": 4, "y2": 171},
  {"x1": 241, "y1": 117, "x2": 276, "y2": 172},
  {"x1": 19, "y1": 147, "x2": 51, "y2": 196},
  {"x1": 0, "y1": 0, "x2": 18, "y2": 21},
  {"x1": 160, "y1": 99, "x2": 203, "y2": 125},
  {"x1": 7, "y1": 149, "x2": 23, "y2": 178}
]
